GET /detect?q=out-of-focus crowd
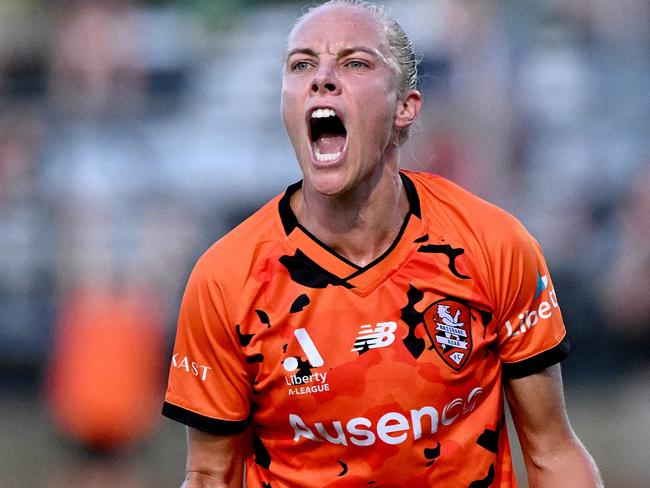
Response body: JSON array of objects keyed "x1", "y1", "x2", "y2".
[
  {"x1": 0, "y1": 0, "x2": 648, "y2": 485},
  {"x1": 398, "y1": 0, "x2": 650, "y2": 377}
]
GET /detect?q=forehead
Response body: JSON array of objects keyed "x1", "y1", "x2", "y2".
[{"x1": 287, "y1": 5, "x2": 386, "y2": 54}]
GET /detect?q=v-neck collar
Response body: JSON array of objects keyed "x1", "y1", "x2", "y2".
[{"x1": 277, "y1": 172, "x2": 427, "y2": 296}]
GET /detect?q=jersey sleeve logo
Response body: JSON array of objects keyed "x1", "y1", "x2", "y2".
[
  {"x1": 423, "y1": 299, "x2": 473, "y2": 371},
  {"x1": 504, "y1": 272, "x2": 560, "y2": 338}
]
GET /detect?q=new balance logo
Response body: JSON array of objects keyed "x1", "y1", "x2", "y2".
[{"x1": 352, "y1": 322, "x2": 397, "y2": 353}]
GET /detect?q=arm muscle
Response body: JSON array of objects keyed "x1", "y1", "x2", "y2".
[
  {"x1": 505, "y1": 364, "x2": 602, "y2": 487},
  {"x1": 181, "y1": 427, "x2": 250, "y2": 488}
]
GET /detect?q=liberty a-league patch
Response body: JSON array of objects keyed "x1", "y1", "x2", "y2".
[{"x1": 423, "y1": 298, "x2": 472, "y2": 371}]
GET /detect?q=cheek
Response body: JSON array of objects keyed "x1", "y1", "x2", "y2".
[
  {"x1": 364, "y1": 99, "x2": 398, "y2": 135},
  {"x1": 359, "y1": 81, "x2": 397, "y2": 119},
  {"x1": 281, "y1": 88, "x2": 302, "y2": 133}
]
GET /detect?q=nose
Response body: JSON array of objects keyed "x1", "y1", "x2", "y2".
[{"x1": 310, "y1": 62, "x2": 341, "y2": 96}]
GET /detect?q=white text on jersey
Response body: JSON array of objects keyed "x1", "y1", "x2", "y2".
[
  {"x1": 289, "y1": 386, "x2": 484, "y2": 447},
  {"x1": 505, "y1": 287, "x2": 559, "y2": 337},
  {"x1": 171, "y1": 354, "x2": 211, "y2": 381}
]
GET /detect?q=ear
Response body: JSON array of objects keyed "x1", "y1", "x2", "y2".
[{"x1": 394, "y1": 89, "x2": 422, "y2": 130}]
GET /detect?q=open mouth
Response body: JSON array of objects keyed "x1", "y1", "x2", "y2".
[{"x1": 309, "y1": 108, "x2": 347, "y2": 163}]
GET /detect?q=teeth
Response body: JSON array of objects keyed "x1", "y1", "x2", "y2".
[
  {"x1": 314, "y1": 148, "x2": 342, "y2": 162},
  {"x1": 311, "y1": 108, "x2": 337, "y2": 119}
]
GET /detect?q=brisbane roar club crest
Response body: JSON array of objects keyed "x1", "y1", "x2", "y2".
[{"x1": 423, "y1": 298, "x2": 473, "y2": 371}]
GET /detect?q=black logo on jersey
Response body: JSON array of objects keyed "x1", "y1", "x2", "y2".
[
  {"x1": 469, "y1": 464, "x2": 495, "y2": 488},
  {"x1": 415, "y1": 235, "x2": 470, "y2": 280},
  {"x1": 280, "y1": 250, "x2": 353, "y2": 288}
]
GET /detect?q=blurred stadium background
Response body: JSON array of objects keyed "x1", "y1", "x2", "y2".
[{"x1": 0, "y1": 0, "x2": 648, "y2": 486}]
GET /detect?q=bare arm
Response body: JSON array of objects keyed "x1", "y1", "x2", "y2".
[
  {"x1": 181, "y1": 427, "x2": 251, "y2": 488},
  {"x1": 505, "y1": 364, "x2": 603, "y2": 488}
]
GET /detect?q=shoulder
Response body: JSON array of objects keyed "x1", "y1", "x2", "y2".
[
  {"x1": 190, "y1": 193, "x2": 286, "y2": 288},
  {"x1": 404, "y1": 170, "x2": 535, "y2": 251}
]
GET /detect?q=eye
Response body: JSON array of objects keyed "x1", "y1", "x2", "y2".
[
  {"x1": 292, "y1": 60, "x2": 313, "y2": 72},
  {"x1": 345, "y1": 59, "x2": 369, "y2": 70}
]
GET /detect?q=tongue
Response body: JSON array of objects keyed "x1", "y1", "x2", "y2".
[{"x1": 314, "y1": 133, "x2": 346, "y2": 154}]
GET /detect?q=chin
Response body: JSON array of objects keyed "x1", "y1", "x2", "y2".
[{"x1": 303, "y1": 166, "x2": 351, "y2": 197}]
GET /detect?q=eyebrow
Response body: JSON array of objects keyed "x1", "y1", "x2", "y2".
[
  {"x1": 285, "y1": 48, "x2": 318, "y2": 60},
  {"x1": 285, "y1": 46, "x2": 386, "y2": 63}
]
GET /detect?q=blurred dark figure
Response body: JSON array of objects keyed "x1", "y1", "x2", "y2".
[
  {"x1": 49, "y1": 0, "x2": 145, "y2": 116},
  {"x1": 598, "y1": 162, "x2": 650, "y2": 366},
  {"x1": 0, "y1": 107, "x2": 44, "y2": 204},
  {"x1": 406, "y1": 0, "x2": 517, "y2": 205},
  {"x1": 0, "y1": 1, "x2": 49, "y2": 98},
  {"x1": 0, "y1": 105, "x2": 53, "y2": 379}
]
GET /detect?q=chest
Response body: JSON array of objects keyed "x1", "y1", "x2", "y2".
[{"x1": 235, "y1": 262, "x2": 499, "y2": 433}]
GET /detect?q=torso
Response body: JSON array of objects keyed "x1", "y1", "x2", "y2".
[{"x1": 236, "y1": 172, "x2": 515, "y2": 486}]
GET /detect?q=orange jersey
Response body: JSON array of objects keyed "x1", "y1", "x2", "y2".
[{"x1": 163, "y1": 171, "x2": 569, "y2": 487}]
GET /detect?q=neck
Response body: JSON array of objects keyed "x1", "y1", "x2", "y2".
[{"x1": 291, "y1": 163, "x2": 409, "y2": 268}]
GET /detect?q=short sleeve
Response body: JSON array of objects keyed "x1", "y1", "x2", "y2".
[
  {"x1": 492, "y1": 223, "x2": 570, "y2": 379},
  {"x1": 162, "y1": 258, "x2": 252, "y2": 434}
]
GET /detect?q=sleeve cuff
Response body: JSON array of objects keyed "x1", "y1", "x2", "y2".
[
  {"x1": 502, "y1": 335, "x2": 571, "y2": 379},
  {"x1": 162, "y1": 401, "x2": 251, "y2": 435}
]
